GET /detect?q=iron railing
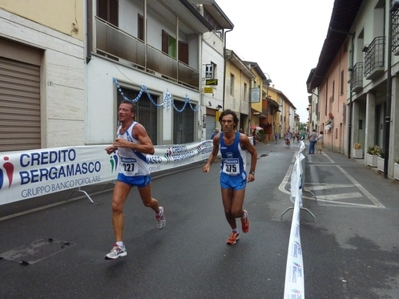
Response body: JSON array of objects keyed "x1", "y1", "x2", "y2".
[
  {"x1": 364, "y1": 36, "x2": 385, "y2": 80},
  {"x1": 95, "y1": 17, "x2": 199, "y2": 89},
  {"x1": 351, "y1": 62, "x2": 363, "y2": 92}
]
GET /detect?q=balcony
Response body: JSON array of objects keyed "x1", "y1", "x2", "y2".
[
  {"x1": 95, "y1": 17, "x2": 199, "y2": 89},
  {"x1": 350, "y1": 62, "x2": 363, "y2": 92},
  {"x1": 363, "y1": 36, "x2": 385, "y2": 80}
]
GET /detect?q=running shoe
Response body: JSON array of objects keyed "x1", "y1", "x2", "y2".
[
  {"x1": 241, "y1": 210, "x2": 250, "y2": 233},
  {"x1": 226, "y1": 231, "x2": 240, "y2": 245},
  {"x1": 156, "y1": 206, "x2": 166, "y2": 229},
  {"x1": 105, "y1": 244, "x2": 127, "y2": 260}
]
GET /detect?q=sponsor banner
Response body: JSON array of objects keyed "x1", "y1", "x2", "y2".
[
  {"x1": 0, "y1": 141, "x2": 213, "y2": 206},
  {"x1": 147, "y1": 141, "x2": 213, "y2": 173}
]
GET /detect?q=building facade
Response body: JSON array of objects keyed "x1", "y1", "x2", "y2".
[
  {"x1": 0, "y1": 0, "x2": 85, "y2": 151},
  {"x1": 307, "y1": 0, "x2": 399, "y2": 178}
]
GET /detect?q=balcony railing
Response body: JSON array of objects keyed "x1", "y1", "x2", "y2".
[
  {"x1": 364, "y1": 36, "x2": 385, "y2": 80},
  {"x1": 351, "y1": 62, "x2": 363, "y2": 92},
  {"x1": 95, "y1": 17, "x2": 199, "y2": 89},
  {"x1": 392, "y1": 7, "x2": 399, "y2": 55}
]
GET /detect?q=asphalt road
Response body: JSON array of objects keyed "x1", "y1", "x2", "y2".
[{"x1": 1, "y1": 140, "x2": 399, "y2": 299}]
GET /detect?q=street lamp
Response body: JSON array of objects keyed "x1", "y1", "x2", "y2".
[{"x1": 263, "y1": 73, "x2": 272, "y2": 85}]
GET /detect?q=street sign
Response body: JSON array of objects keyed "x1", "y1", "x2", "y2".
[
  {"x1": 205, "y1": 79, "x2": 218, "y2": 85},
  {"x1": 203, "y1": 87, "x2": 213, "y2": 93}
]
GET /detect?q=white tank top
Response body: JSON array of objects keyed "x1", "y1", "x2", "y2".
[{"x1": 117, "y1": 122, "x2": 150, "y2": 176}]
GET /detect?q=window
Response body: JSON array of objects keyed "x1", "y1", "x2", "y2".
[
  {"x1": 340, "y1": 70, "x2": 344, "y2": 95},
  {"x1": 97, "y1": 0, "x2": 118, "y2": 26},
  {"x1": 244, "y1": 83, "x2": 247, "y2": 102},
  {"x1": 162, "y1": 30, "x2": 189, "y2": 64},
  {"x1": 205, "y1": 63, "x2": 216, "y2": 79},
  {"x1": 173, "y1": 101, "x2": 195, "y2": 144},
  {"x1": 116, "y1": 86, "x2": 158, "y2": 145},
  {"x1": 178, "y1": 41, "x2": 189, "y2": 65},
  {"x1": 162, "y1": 30, "x2": 176, "y2": 58},
  {"x1": 230, "y1": 73, "x2": 234, "y2": 96}
]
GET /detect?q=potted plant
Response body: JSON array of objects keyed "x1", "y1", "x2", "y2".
[
  {"x1": 366, "y1": 145, "x2": 380, "y2": 167},
  {"x1": 395, "y1": 158, "x2": 399, "y2": 180},
  {"x1": 353, "y1": 143, "x2": 363, "y2": 159},
  {"x1": 377, "y1": 150, "x2": 385, "y2": 172}
]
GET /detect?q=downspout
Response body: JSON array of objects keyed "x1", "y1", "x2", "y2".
[
  {"x1": 384, "y1": 2, "x2": 397, "y2": 178},
  {"x1": 348, "y1": 34, "x2": 354, "y2": 159},
  {"x1": 223, "y1": 28, "x2": 233, "y2": 111},
  {"x1": 86, "y1": 0, "x2": 92, "y2": 63}
]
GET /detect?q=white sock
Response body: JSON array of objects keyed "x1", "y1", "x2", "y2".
[
  {"x1": 116, "y1": 241, "x2": 124, "y2": 247},
  {"x1": 233, "y1": 228, "x2": 238, "y2": 233}
]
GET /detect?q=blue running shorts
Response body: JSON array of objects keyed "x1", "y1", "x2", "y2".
[
  {"x1": 220, "y1": 172, "x2": 247, "y2": 190},
  {"x1": 117, "y1": 173, "x2": 151, "y2": 188}
]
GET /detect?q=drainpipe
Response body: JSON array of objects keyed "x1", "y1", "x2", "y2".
[
  {"x1": 348, "y1": 34, "x2": 355, "y2": 159},
  {"x1": 384, "y1": 2, "x2": 398, "y2": 178},
  {"x1": 86, "y1": 0, "x2": 92, "y2": 63},
  {"x1": 223, "y1": 28, "x2": 233, "y2": 112}
]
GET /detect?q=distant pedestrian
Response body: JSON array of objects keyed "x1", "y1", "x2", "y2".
[
  {"x1": 317, "y1": 131, "x2": 324, "y2": 154},
  {"x1": 252, "y1": 129, "x2": 259, "y2": 146},
  {"x1": 211, "y1": 128, "x2": 219, "y2": 139},
  {"x1": 308, "y1": 129, "x2": 318, "y2": 154}
]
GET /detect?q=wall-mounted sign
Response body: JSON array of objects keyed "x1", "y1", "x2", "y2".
[
  {"x1": 250, "y1": 88, "x2": 260, "y2": 103},
  {"x1": 203, "y1": 87, "x2": 213, "y2": 93},
  {"x1": 205, "y1": 79, "x2": 218, "y2": 86}
]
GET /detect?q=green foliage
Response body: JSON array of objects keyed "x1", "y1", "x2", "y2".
[{"x1": 367, "y1": 145, "x2": 381, "y2": 155}]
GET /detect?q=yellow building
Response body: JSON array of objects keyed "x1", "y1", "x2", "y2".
[{"x1": 224, "y1": 50, "x2": 254, "y2": 134}]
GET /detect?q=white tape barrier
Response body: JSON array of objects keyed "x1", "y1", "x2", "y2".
[
  {"x1": 284, "y1": 141, "x2": 306, "y2": 298},
  {"x1": 0, "y1": 141, "x2": 213, "y2": 205}
]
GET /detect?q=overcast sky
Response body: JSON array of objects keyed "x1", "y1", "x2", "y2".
[{"x1": 215, "y1": 0, "x2": 335, "y2": 122}]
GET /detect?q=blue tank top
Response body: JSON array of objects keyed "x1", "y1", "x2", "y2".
[{"x1": 219, "y1": 132, "x2": 247, "y2": 176}]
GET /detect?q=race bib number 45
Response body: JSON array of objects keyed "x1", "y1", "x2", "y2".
[
  {"x1": 223, "y1": 158, "x2": 239, "y2": 175},
  {"x1": 120, "y1": 157, "x2": 138, "y2": 175}
]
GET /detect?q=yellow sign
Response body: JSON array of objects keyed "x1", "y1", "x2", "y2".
[
  {"x1": 215, "y1": 110, "x2": 221, "y2": 120},
  {"x1": 206, "y1": 79, "x2": 218, "y2": 85},
  {"x1": 204, "y1": 87, "x2": 213, "y2": 93}
]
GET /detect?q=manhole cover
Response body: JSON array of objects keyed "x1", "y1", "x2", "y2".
[{"x1": 0, "y1": 238, "x2": 75, "y2": 265}]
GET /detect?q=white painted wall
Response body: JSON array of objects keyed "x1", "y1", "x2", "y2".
[
  {"x1": 201, "y1": 37, "x2": 224, "y2": 109},
  {"x1": 85, "y1": 56, "x2": 201, "y2": 144}
]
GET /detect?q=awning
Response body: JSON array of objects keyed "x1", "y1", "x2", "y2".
[{"x1": 250, "y1": 125, "x2": 263, "y2": 130}]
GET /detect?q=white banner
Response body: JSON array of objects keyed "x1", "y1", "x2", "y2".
[
  {"x1": 0, "y1": 141, "x2": 213, "y2": 205},
  {"x1": 284, "y1": 141, "x2": 306, "y2": 299}
]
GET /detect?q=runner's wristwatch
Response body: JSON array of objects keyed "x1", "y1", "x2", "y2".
[{"x1": 249, "y1": 171, "x2": 255, "y2": 175}]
